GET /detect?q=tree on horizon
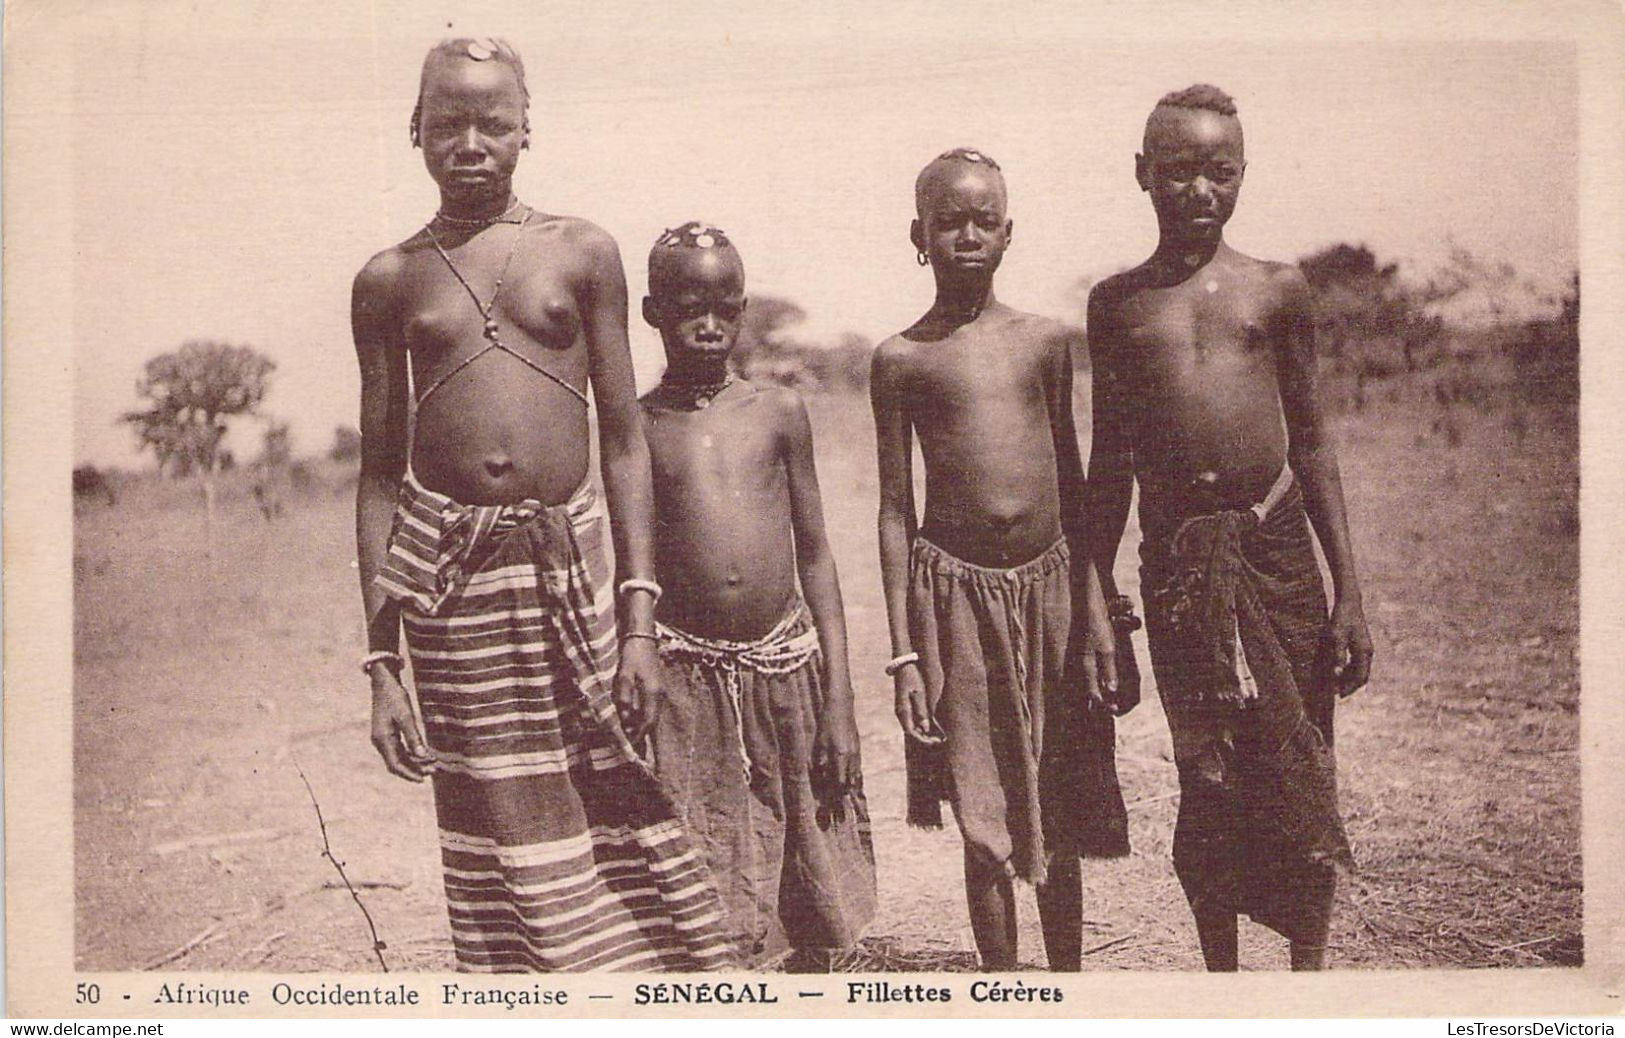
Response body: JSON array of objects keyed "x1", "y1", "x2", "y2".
[{"x1": 122, "y1": 339, "x2": 275, "y2": 547}]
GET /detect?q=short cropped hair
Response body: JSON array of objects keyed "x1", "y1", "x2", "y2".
[
  {"x1": 1154, "y1": 83, "x2": 1237, "y2": 117},
  {"x1": 410, "y1": 37, "x2": 531, "y2": 147},
  {"x1": 929, "y1": 146, "x2": 1001, "y2": 172},
  {"x1": 915, "y1": 147, "x2": 1004, "y2": 214}
]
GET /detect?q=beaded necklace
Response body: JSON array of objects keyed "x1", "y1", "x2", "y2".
[
  {"x1": 432, "y1": 197, "x2": 524, "y2": 229},
  {"x1": 425, "y1": 206, "x2": 530, "y2": 349},
  {"x1": 655, "y1": 372, "x2": 736, "y2": 411},
  {"x1": 415, "y1": 207, "x2": 590, "y2": 407}
]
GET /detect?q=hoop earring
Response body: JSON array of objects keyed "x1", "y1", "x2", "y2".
[{"x1": 916, "y1": 249, "x2": 930, "y2": 267}]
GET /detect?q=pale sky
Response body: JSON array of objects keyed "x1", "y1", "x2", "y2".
[{"x1": 65, "y1": 1, "x2": 1577, "y2": 467}]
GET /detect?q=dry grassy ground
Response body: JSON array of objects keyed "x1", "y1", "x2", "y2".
[{"x1": 73, "y1": 386, "x2": 1579, "y2": 972}]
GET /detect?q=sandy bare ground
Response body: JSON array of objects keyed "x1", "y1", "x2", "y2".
[{"x1": 73, "y1": 389, "x2": 1579, "y2": 972}]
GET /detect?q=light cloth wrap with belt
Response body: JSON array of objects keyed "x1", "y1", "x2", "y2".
[{"x1": 650, "y1": 600, "x2": 877, "y2": 966}]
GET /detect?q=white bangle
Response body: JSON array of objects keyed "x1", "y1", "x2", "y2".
[
  {"x1": 617, "y1": 578, "x2": 663, "y2": 603},
  {"x1": 885, "y1": 652, "x2": 921, "y2": 677},
  {"x1": 361, "y1": 650, "x2": 405, "y2": 677}
]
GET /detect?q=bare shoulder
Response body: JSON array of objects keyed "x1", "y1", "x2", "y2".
[
  {"x1": 759, "y1": 382, "x2": 811, "y2": 429},
  {"x1": 1085, "y1": 269, "x2": 1124, "y2": 315},
  {"x1": 1236, "y1": 251, "x2": 1313, "y2": 319},
  {"x1": 353, "y1": 243, "x2": 410, "y2": 301},
  {"x1": 539, "y1": 212, "x2": 620, "y2": 250},
  {"x1": 1087, "y1": 266, "x2": 1157, "y2": 351},
  {"x1": 532, "y1": 214, "x2": 622, "y2": 269},
  {"x1": 1086, "y1": 276, "x2": 1128, "y2": 361},
  {"x1": 1018, "y1": 309, "x2": 1074, "y2": 344},
  {"x1": 729, "y1": 379, "x2": 801, "y2": 426},
  {"x1": 1002, "y1": 307, "x2": 1069, "y2": 338},
  {"x1": 351, "y1": 246, "x2": 414, "y2": 339},
  {"x1": 1089, "y1": 261, "x2": 1155, "y2": 309},
  {"x1": 871, "y1": 332, "x2": 922, "y2": 382},
  {"x1": 997, "y1": 308, "x2": 1075, "y2": 364},
  {"x1": 1265, "y1": 257, "x2": 1313, "y2": 305},
  {"x1": 1225, "y1": 248, "x2": 1307, "y2": 293}
]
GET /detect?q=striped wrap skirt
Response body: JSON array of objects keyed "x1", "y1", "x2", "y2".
[{"x1": 375, "y1": 471, "x2": 737, "y2": 972}]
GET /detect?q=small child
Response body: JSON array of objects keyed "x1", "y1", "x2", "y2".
[
  {"x1": 639, "y1": 222, "x2": 877, "y2": 969},
  {"x1": 870, "y1": 149, "x2": 1131, "y2": 971},
  {"x1": 1083, "y1": 85, "x2": 1372, "y2": 970}
]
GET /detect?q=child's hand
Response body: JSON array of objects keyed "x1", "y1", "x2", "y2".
[
  {"x1": 893, "y1": 663, "x2": 943, "y2": 744},
  {"x1": 614, "y1": 637, "x2": 665, "y2": 742},
  {"x1": 370, "y1": 674, "x2": 436, "y2": 782},
  {"x1": 1077, "y1": 570, "x2": 1131, "y2": 714},
  {"x1": 813, "y1": 705, "x2": 861, "y2": 802},
  {"x1": 1104, "y1": 594, "x2": 1143, "y2": 716},
  {"x1": 1327, "y1": 598, "x2": 1373, "y2": 697},
  {"x1": 1077, "y1": 636, "x2": 1118, "y2": 714},
  {"x1": 1106, "y1": 632, "x2": 1142, "y2": 716}
]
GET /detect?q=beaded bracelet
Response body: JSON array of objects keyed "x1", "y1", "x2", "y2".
[
  {"x1": 884, "y1": 651, "x2": 921, "y2": 677},
  {"x1": 622, "y1": 631, "x2": 660, "y2": 643},
  {"x1": 617, "y1": 578, "x2": 663, "y2": 603},
  {"x1": 361, "y1": 650, "x2": 405, "y2": 677}
]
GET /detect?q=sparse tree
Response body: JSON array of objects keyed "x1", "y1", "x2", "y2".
[
  {"x1": 72, "y1": 465, "x2": 117, "y2": 510},
  {"x1": 1298, "y1": 243, "x2": 1463, "y2": 410},
  {"x1": 122, "y1": 340, "x2": 275, "y2": 545},
  {"x1": 329, "y1": 425, "x2": 363, "y2": 463},
  {"x1": 1513, "y1": 271, "x2": 1579, "y2": 407},
  {"x1": 727, "y1": 294, "x2": 875, "y2": 393},
  {"x1": 259, "y1": 419, "x2": 293, "y2": 469},
  {"x1": 820, "y1": 331, "x2": 875, "y2": 392},
  {"x1": 730, "y1": 294, "x2": 809, "y2": 379}
]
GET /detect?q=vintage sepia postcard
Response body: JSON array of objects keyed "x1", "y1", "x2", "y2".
[{"x1": 5, "y1": 0, "x2": 1623, "y2": 1022}]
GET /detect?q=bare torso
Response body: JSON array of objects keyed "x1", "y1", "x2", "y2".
[
  {"x1": 1096, "y1": 245, "x2": 1294, "y2": 513},
  {"x1": 642, "y1": 383, "x2": 800, "y2": 640},
  {"x1": 885, "y1": 307, "x2": 1065, "y2": 568},
  {"x1": 391, "y1": 214, "x2": 596, "y2": 506}
]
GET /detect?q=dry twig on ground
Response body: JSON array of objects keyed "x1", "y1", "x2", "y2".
[{"x1": 293, "y1": 756, "x2": 390, "y2": 971}]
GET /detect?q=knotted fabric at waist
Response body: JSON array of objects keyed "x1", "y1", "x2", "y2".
[
  {"x1": 374, "y1": 468, "x2": 598, "y2": 616},
  {"x1": 1145, "y1": 465, "x2": 1306, "y2": 705}
]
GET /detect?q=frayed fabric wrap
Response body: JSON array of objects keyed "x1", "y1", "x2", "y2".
[
  {"x1": 651, "y1": 601, "x2": 877, "y2": 965},
  {"x1": 1141, "y1": 474, "x2": 1355, "y2": 944},
  {"x1": 904, "y1": 535, "x2": 1129, "y2": 886}
]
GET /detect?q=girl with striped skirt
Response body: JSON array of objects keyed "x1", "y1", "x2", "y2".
[{"x1": 352, "y1": 38, "x2": 734, "y2": 971}]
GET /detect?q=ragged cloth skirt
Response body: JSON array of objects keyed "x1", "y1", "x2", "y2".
[
  {"x1": 650, "y1": 601, "x2": 876, "y2": 966},
  {"x1": 904, "y1": 536, "x2": 1129, "y2": 886},
  {"x1": 1140, "y1": 479, "x2": 1355, "y2": 944},
  {"x1": 375, "y1": 472, "x2": 737, "y2": 972}
]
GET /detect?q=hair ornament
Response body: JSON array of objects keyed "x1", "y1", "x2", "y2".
[{"x1": 656, "y1": 221, "x2": 731, "y2": 250}]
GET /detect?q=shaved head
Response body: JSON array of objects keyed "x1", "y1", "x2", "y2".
[
  {"x1": 644, "y1": 221, "x2": 747, "y2": 372},
  {"x1": 915, "y1": 147, "x2": 1007, "y2": 218},
  {"x1": 647, "y1": 221, "x2": 744, "y2": 297}
]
